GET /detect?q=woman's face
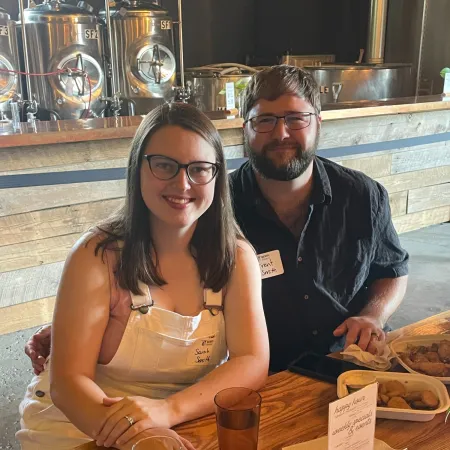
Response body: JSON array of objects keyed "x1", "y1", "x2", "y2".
[{"x1": 140, "y1": 125, "x2": 218, "y2": 231}]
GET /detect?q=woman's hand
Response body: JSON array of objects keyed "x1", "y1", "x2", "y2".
[
  {"x1": 116, "y1": 428, "x2": 196, "y2": 450},
  {"x1": 95, "y1": 396, "x2": 176, "y2": 448}
]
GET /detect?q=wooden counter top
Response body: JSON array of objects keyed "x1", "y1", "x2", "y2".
[{"x1": 2, "y1": 95, "x2": 450, "y2": 149}]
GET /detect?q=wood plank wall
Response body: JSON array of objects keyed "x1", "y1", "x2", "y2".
[{"x1": 1, "y1": 111, "x2": 449, "y2": 335}]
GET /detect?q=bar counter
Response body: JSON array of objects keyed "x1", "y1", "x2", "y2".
[
  {"x1": 0, "y1": 95, "x2": 449, "y2": 335},
  {"x1": 1, "y1": 94, "x2": 449, "y2": 149}
]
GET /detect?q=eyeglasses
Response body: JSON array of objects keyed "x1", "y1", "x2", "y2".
[
  {"x1": 244, "y1": 112, "x2": 318, "y2": 133},
  {"x1": 144, "y1": 154, "x2": 219, "y2": 185}
]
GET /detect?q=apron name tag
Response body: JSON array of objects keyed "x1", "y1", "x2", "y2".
[
  {"x1": 186, "y1": 334, "x2": 216, "y2": 366},
  {"x1": 257, "y1": 250, "x2": 285, "y2": 279}
]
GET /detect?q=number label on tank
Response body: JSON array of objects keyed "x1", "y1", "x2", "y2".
[
  {"x1": 0, "y1": 26, "x2": 9, "y2": 37},
  {"x1": 161, "y1": 20, "x2": 172, "y2": 30},
  {"x1": 85, "y1": 29, "x2": 99, "y2": 40}
]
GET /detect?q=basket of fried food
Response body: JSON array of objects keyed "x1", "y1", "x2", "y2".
[
  {"x1": 390, "y1": 335, "x2": 450, "y2": 384},
  {"x1": 337, "y1": 371, "x2": 450, "y2": 421}
]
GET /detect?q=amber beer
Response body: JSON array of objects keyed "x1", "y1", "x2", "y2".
[
  {"x1": 214, "y1": 387, "x2": 261, "y2": 450},
  {"x1": 216, "y1": 408, "x2": 259, "y2": 450}
]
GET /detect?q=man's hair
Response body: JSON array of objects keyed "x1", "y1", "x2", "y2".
[{"x1": 241, "y1": 65, "x2": 321, "y2": 119}]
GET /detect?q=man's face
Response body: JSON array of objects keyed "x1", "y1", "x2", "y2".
[{"x1": 244, "y1": 94, "x2": 321, "y2": 181}]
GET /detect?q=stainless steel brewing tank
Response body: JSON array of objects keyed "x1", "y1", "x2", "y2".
[
  {"x1": 23, "y1": 0, "x2": 106, "y2": 120},
  {"x1": 0, "y1": 7, "x2": 21, "y2": 120},
  {"x1": 185, "y1": 69, "x2": 253, "y2": 114},
  {"x1": 305, "y1": 63, "x2": 413, "y2": 105},
  {"x1": 100, "y1": 1, "x2": 176, "y2": 115}
]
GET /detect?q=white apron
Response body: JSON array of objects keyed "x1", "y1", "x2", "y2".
[{"x1": 16, "y1": 284, "x2": 228, "y2": 449}]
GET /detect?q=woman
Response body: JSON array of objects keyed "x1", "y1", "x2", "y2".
[{"x1": 17, "y1": 103, "x2": 269, "y2": 449}]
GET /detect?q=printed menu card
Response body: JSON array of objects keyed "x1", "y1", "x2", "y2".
[{"x1": 327, "y1": 382, "x2": 377, "y2": 450}]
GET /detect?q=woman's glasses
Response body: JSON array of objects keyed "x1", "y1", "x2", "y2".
[{"x1": 144, "y1": 154, "x2": 219, "y2": 185}]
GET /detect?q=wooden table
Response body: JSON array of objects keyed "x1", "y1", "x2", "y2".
[{"x1": 76, "y1": 311, "x2": 450, "y2": 450}]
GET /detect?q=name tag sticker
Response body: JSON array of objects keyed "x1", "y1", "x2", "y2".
[
  {"x1": 257, "y1": 250, "x2": 284, "y2": 279},
  {"x1": 186, "y1": 334, "x2": 216, "y2": 366}
]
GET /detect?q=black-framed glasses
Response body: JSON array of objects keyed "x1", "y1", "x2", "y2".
[
  {"x1": 244, "y1": 112, "x2": 318, "y2": 133},
  {"x1": 144, "y1": 154, "x2": 219, "y2": 185}
]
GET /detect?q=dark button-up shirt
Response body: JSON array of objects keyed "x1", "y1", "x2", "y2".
[{"x1": 229, "y1": 157, "x2": 409, "y2": 372}]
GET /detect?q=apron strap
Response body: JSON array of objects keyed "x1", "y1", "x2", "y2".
[
  {"x1": 130, "y1": 281, "x2": 154, "y2": 314},
  {"x1": 203, "y1": 289, "x2": 223, "y2": 316}
]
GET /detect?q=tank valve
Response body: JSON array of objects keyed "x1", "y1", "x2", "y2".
[{"x1": 101, "y1": 92, "x2": 122, "y2": 117}]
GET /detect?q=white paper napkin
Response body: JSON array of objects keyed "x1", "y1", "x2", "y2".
[
  {"x1": 340, "y1": 344, "x2": 395, "y2": 371},
  {"x1": 283, "y1": 436, "x2": 402, "y2": 450}
]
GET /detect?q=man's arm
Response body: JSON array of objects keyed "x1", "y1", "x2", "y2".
[{"x1": 335, "y1": 182, "x2": 409, "y2": 354}]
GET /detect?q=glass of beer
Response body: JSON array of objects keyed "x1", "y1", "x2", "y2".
[{"x1": 214, "y1": 387, "x2": 262, "y2": 450}]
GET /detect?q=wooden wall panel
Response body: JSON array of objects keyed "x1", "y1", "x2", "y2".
[
  {"x1": 393, "y1": 206, "x2": 450, "y2": 234},
  {"x1": 0, "y1": 199, "x2": 123, "y2": 246},
  {"x1": 391, "y1": 142, "x2": 450, "y2": 174},
  {"x1": 377, "y1": 165, "x2": 450, "y2": 194},
  {"x1": 0, "y1": 296, "x2": 56, "y2": 336},
  {"x1": 389, "y1": 191, "x2": 408, "y2": 218},
  {"x1": 0, "y1": 262, "x2": 62, "y2": 309},
  {"x1": 0, "y1": 180, "x2": 126, "y2": 217},
  {"x1": 407, "y1": 183, "x2": 450, "y2": 213},
  {"x1": 341, "y1": 154, "x2": 392, "y2": 178}
]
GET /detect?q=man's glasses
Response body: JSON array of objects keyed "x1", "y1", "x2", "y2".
[
  {"x1": 244, "y1": 112, "x2": 317, "y2": 133},
  {"x1": 144, "y1": 154, "x2": 219, "y2": 185}
]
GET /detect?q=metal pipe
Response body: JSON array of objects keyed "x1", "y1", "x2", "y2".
[
  {"x1": 366, "y1": 0, "x2": 389, "y2": 64},
  {"x1": 177, "y1": 0, "x2": 185, "y2": 89},
  {"x1": 105, "y1": 0, "x2": 118, "y2": 95},
  {"x1": 18, "y1": 0, "x2": 32, "y2": 98},
  {"x1": 415, "y1": 0, "x2": 428, "y2": 97}
]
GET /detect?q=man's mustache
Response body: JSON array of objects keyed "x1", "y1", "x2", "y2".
[{"x1": 263, "y1": 141, "x2": 301, "y2": 151}]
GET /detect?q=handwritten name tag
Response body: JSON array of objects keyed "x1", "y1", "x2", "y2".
[
  {"x1": 257, "y1": 250, "x2": 284, "y2": 279},
  {"x1": 328, "y1": 382, "x2": 377, "y2": 450},
  {"x1": 186, "y1": 334, "x2": 216, "y2": 366}
]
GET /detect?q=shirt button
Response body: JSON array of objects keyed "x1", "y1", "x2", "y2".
[
  {"x1": 304, "y1": 294, "x2": 309, "y2": 300},
  {"x1": 312, "y1": 330, "x2": 318, "y2": 336},
  {"x1": 297, "y1": 257, "x2": 303, "y2": 262},
  {"x1": 35, "y1": 390, "x2": 45, "y2": 398}
]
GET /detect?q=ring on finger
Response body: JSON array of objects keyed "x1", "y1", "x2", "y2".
[{"x1": 124, "y1": 415, "x2": 135, "y2": 427}]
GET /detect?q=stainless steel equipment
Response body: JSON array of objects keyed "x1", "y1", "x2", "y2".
[
  {"x1": 100, "y1": 0, "x2": 176, "y2": 115},
  {"x1": 185, "y1": 64, "x2": 257, "y2": 114},
  {"x1": 22, "y1": 0, "x2": 106, "y2": 120},
  {"x1": 367, "y1": 0, "x2": 389, "y2": 64},
  {"x1": 0, "y1": 6, "x2": 21, "y2": 121},
  {"x1": 305, "y1": 63, "x2": 413, "y2": 104},
  {"x1": 281, "y1": 54, "x2": 336, "y2": 68}
]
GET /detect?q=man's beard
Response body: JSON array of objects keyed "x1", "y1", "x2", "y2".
[{"x1": 245, "y1": 132, "x2": 320, "y2": 181}]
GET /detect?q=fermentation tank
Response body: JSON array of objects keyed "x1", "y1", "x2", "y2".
[
  {"x1": 22, "y1": 0, "x2": 106, "y2": 120},
  {"x1": 100, "y1": 0, "x2": 176, "y2": 115},
  {"x1": 0, "y1": 6, "x2": 21, "y2": 120}
]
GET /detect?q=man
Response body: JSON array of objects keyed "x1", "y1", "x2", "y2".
[{"x1": 26, "y1": 65, "x2": 408, "y2": 374}]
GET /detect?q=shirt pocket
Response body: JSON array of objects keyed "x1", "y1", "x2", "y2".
[{"x1": 130, "y1": 328, "x2": 226, "y2": 384}]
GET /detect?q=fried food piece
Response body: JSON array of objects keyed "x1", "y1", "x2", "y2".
[
  {"x1": 411, "y1": 401, "x2": 431, "y2": 410},
  {"x1": 379, "y1": 383, "x2": 388, "y2": 395},
  {"x1": 411, "y1": 353, "x2": 430, "y2": 363},
  {"x1": 424, "y1": 352, "x2": 441, "y2": 363},
  {"x1": 380, "y1": 394, "x2": 390, "y2": 405},
  {"x1": 404, "y1": 391, "x2": 422, "y2": 402},
  {"x1": 421, "y1": 390, "x2": 439, "y2": 408},
  {"x1": 385, "y1": 380, "x2": 407, "y2": 398},
  {"x1": 388, "y1": 397, "x2": 411, "y2": 409},
  {"x1": 416, "y1": 361, "x2": 447, "y2": 377},
  {"x1": 438, "y1": 341, "x2": 450, "y2": 363}
]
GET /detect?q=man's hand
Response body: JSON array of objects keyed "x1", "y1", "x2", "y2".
[
  {"x1": 333, "y1": 316, "x2": 385, "y2": 354},
  {"x1": 24, "y1": 324, "x2": 52, "y2": 375}
]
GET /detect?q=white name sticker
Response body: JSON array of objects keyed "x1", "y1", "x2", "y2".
[
  {"x1": 225, "y1": 82, "x2": 236, "y2": 110},
  {"x1": 0, "y1": 26, "x2": 8, "y2": 37},
  {"x1": 85, "y1": 29, "x2": 98, "y2": 39},
  {"x1": 161, "y1": 20, "x2": 172, "y2": 30},
  {"x1": 257, "y1": 250, "x2": 284, "y2": 279},
  {"x1": 186, "y1": 334, "x2": 216, "y2": 366}
]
